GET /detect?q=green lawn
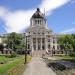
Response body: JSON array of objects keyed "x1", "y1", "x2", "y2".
[
  {"x1": 0, "y1": 55, "x2": 21, "y2": 63},
  {"x1": 53, "y1": 55, "x2": 75, "y2": 63},
  {"x1": 53, "y1": 55, "x2": 74, "y2": 60},
  {"x1": 0, "y1": 55, "x2": 32, "y2": 74}
]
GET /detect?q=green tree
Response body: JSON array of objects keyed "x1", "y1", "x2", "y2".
[
  {"x1": 0, "y1": 44, "x2": 4, "y2": 53},
  {"x1": 7, "y1": 32, "x2": 23, "y2": 52},
  {"x1": 71, "y1": 34, "x2": 75, "y2": 50},
  {"x1": 58, "y1": 34, "x2": 73, "y2": 55}
]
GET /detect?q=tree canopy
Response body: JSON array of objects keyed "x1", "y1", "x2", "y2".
[
  {"x1": 58, "y1": 34, "x2": 75, "y2": 54},
  {"x1": 7, "y1": 32, "x2": 24, "y2": 52}
]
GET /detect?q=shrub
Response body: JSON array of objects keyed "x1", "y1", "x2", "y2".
[
  {"x1": 6, "y1": 51, "x2": 17, "y2": 58},
  {"x1": 69, "y1": 52, "x2": 75, "y2": 57},
  {"x1": 10, "y1": 51, "x2": 17, "y2": 57}
]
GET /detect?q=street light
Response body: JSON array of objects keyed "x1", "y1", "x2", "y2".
[{"x1": 24, "y1": 33, "x2": 28, "y2": 64}]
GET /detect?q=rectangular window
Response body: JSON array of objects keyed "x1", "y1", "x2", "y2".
[
  {"x1": 38, "y1": 20, "x2": 39, "y2": 24},
  {"x1": 48, "y1": 39, "x2": 50, "y2": 42},
  {"x1": 33, "y1": 45, "x2": 36, "y2": 50},
  {"x1": 38, "y1": 45, "x2": 40, "y2": 50},
  {"x1": 42, "y1": 38, "x2": 45, "y2": 43},
  {"x1": 38, "y1": 38, "x2": 41, "y2": 43},
  {"x1": 35, "y1": 20, "x2": 37, "y2": 24},
  {"x1": 33, "y1": 38, "x2": 36, "y2": 43},
  {"x1": 53, "y1": 46, "x2": 55, "y2": 50},
  {"x1": 39, "y1": 20, "x2": 41, "y2": 24},
  {"x1": 42, "y1": 45, "x2": 45, "y2": 50},
  {"x1": 48, "y1": 45, "x2": 50, "y2": 49}
]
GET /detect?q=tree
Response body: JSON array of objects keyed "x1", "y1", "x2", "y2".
[
  {"x1": 71, "y1": 34, "x2": 75, "y2": 50},
  {"x1": 0, "y1": 44, "x2": 4, "y2": 53},
  {"x1": 58, "y1": 34, "x2": 73, "y2": 55},
  {"x1": 7, "y1": 32, "x2": 23, "y2": 52}
]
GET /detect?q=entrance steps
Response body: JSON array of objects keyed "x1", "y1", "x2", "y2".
[{"x1": 32, "y1": 50, "x2": 46, "y2": 57}]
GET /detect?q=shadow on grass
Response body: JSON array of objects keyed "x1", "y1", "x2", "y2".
[
  {"x1": 46, "y1": 57, "x2": 75, "y2": 71},
  {"x1": 47, "y1": 61, "x2": 67, "y2": 71}
]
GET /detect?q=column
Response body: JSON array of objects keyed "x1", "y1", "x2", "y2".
[
  {"x1": 45, "y1": 36, "x2": 48, "y2": 51},
  {"x1": 41, "y1": 38, "x2": 42, "y2": 50},
  {"x1": 36, "y1": 37, "x2": 38, "y2": 50},
  {"x1": 31, "y1": 37, "x2": 34, "y2": 52}
]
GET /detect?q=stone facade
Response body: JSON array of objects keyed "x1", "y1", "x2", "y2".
[{"x1": 26, "y1": 8, "x2": 60, "y2": 53}]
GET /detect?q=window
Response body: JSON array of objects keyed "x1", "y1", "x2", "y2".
[
  {"x1": 42, "y1": 32, "x2": 44, "y2": 35},
  {"x1": 38, "y1": 32, "x2": 40, "y2": 34},
  {"x1": 57, "y1": 45, "x2": 59, "y2": 49},
  {"x1": 38, "y1": 20, "x2": 39, "y2": 24},
  {"x1": 35, "y1": 20, "x2": 37, "y2": 24},
  {"x1": 33, "y1": 32, "x2": 36, "y2": 34},
  {"x1": 48, "y1": 32, "x2": 49, "y2": 34},
  {"x1": 42, "y1": 45, "x2": 45, "y2": 50},
  {"x1": 42, "y1": 38, "x2": 45, "y2": 43},
  {"x1": 53, "y1": 38, "x2": 56, "y2": 43},
  {"x1": 38, "y1": 38, "x2": 41, "y2": 43},
  {"x1": 33, "y1": 38, "x2": 36, "y2": 43},
  {"x1": 33, "y1": 45, "x2": 36, "y2": 50},
  {"x1": 48, "y1": 39, "x2": 50, "y2": 42},
  {"x1": 48, "y1": 45, "x2": 50, "y2": 49},
  {"x1": 53, "y1": 40, "x2": 55, "y2": 43},
  {"x1": 38, "y1": 45, "x2": 41, "y2": 50},
  {"x1": 53, "y1": 46, "x2": 55, "y2": 50},
  {"x1": 39, "y1": 20, "x2": 41, "y2": 24}
]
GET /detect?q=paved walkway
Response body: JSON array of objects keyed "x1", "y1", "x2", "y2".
[{"x1": 23, "y1": 57, "x2": 56, "y2": 75}]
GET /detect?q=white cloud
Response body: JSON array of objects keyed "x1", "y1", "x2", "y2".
[
  {"x1": 0, "y1": 0, "x2": 71, "y2": 33},
  {"x1": 60, "y1": 28, "x2": 75, "y2": 34},
  {"x1": 0, "y1": 8, "x2": 35, "y2": 33},
  {"x1": 39, "y1": 0, "x2": 70, "y2": 15},
  {"x1": 4, "y1": 10, "x2": 35, "y2": 33}
]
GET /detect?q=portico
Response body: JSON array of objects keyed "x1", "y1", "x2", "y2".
[{"x1": 31, "y1": 37, "x2": 46, "y2": 51}]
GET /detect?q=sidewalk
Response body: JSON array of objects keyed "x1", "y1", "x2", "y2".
[{"x1": 23, "y1": 57, "x2": 56, "y2": 75}]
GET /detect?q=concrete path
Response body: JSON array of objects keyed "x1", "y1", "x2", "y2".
[{"x1": 23, "y1": 57, "x2": 56, "y2": 75}]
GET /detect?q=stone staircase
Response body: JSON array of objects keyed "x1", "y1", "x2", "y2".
[{"x1": 32, "y1": 50, "x2": 46, "y2": 57}]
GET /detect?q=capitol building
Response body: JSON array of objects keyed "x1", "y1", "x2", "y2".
[{"x1": 26, "y1": 8, "x2": 60, "y2": 55}]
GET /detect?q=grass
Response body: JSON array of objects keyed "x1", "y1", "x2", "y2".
[
  {"x1": 0, "y1": 55, "x2": 32, "y2": 74},
  {"x1": 54, "y1": 55, "x2": 74, "y2": 59},
  {"x1": 0, "y1": 55, "x2": 20, "y2": 64},
  {"x1": 53, "y1": 55, "x2": 75, "y2": 63}
]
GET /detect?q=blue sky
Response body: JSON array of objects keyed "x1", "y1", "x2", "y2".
[{"x1": 0, "y1": 0, "x2": 75, "y2": 34}]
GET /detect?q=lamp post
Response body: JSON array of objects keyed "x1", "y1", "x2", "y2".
[{"x1": 24, "y1": 33, "x2": 28, "y2": 64}]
